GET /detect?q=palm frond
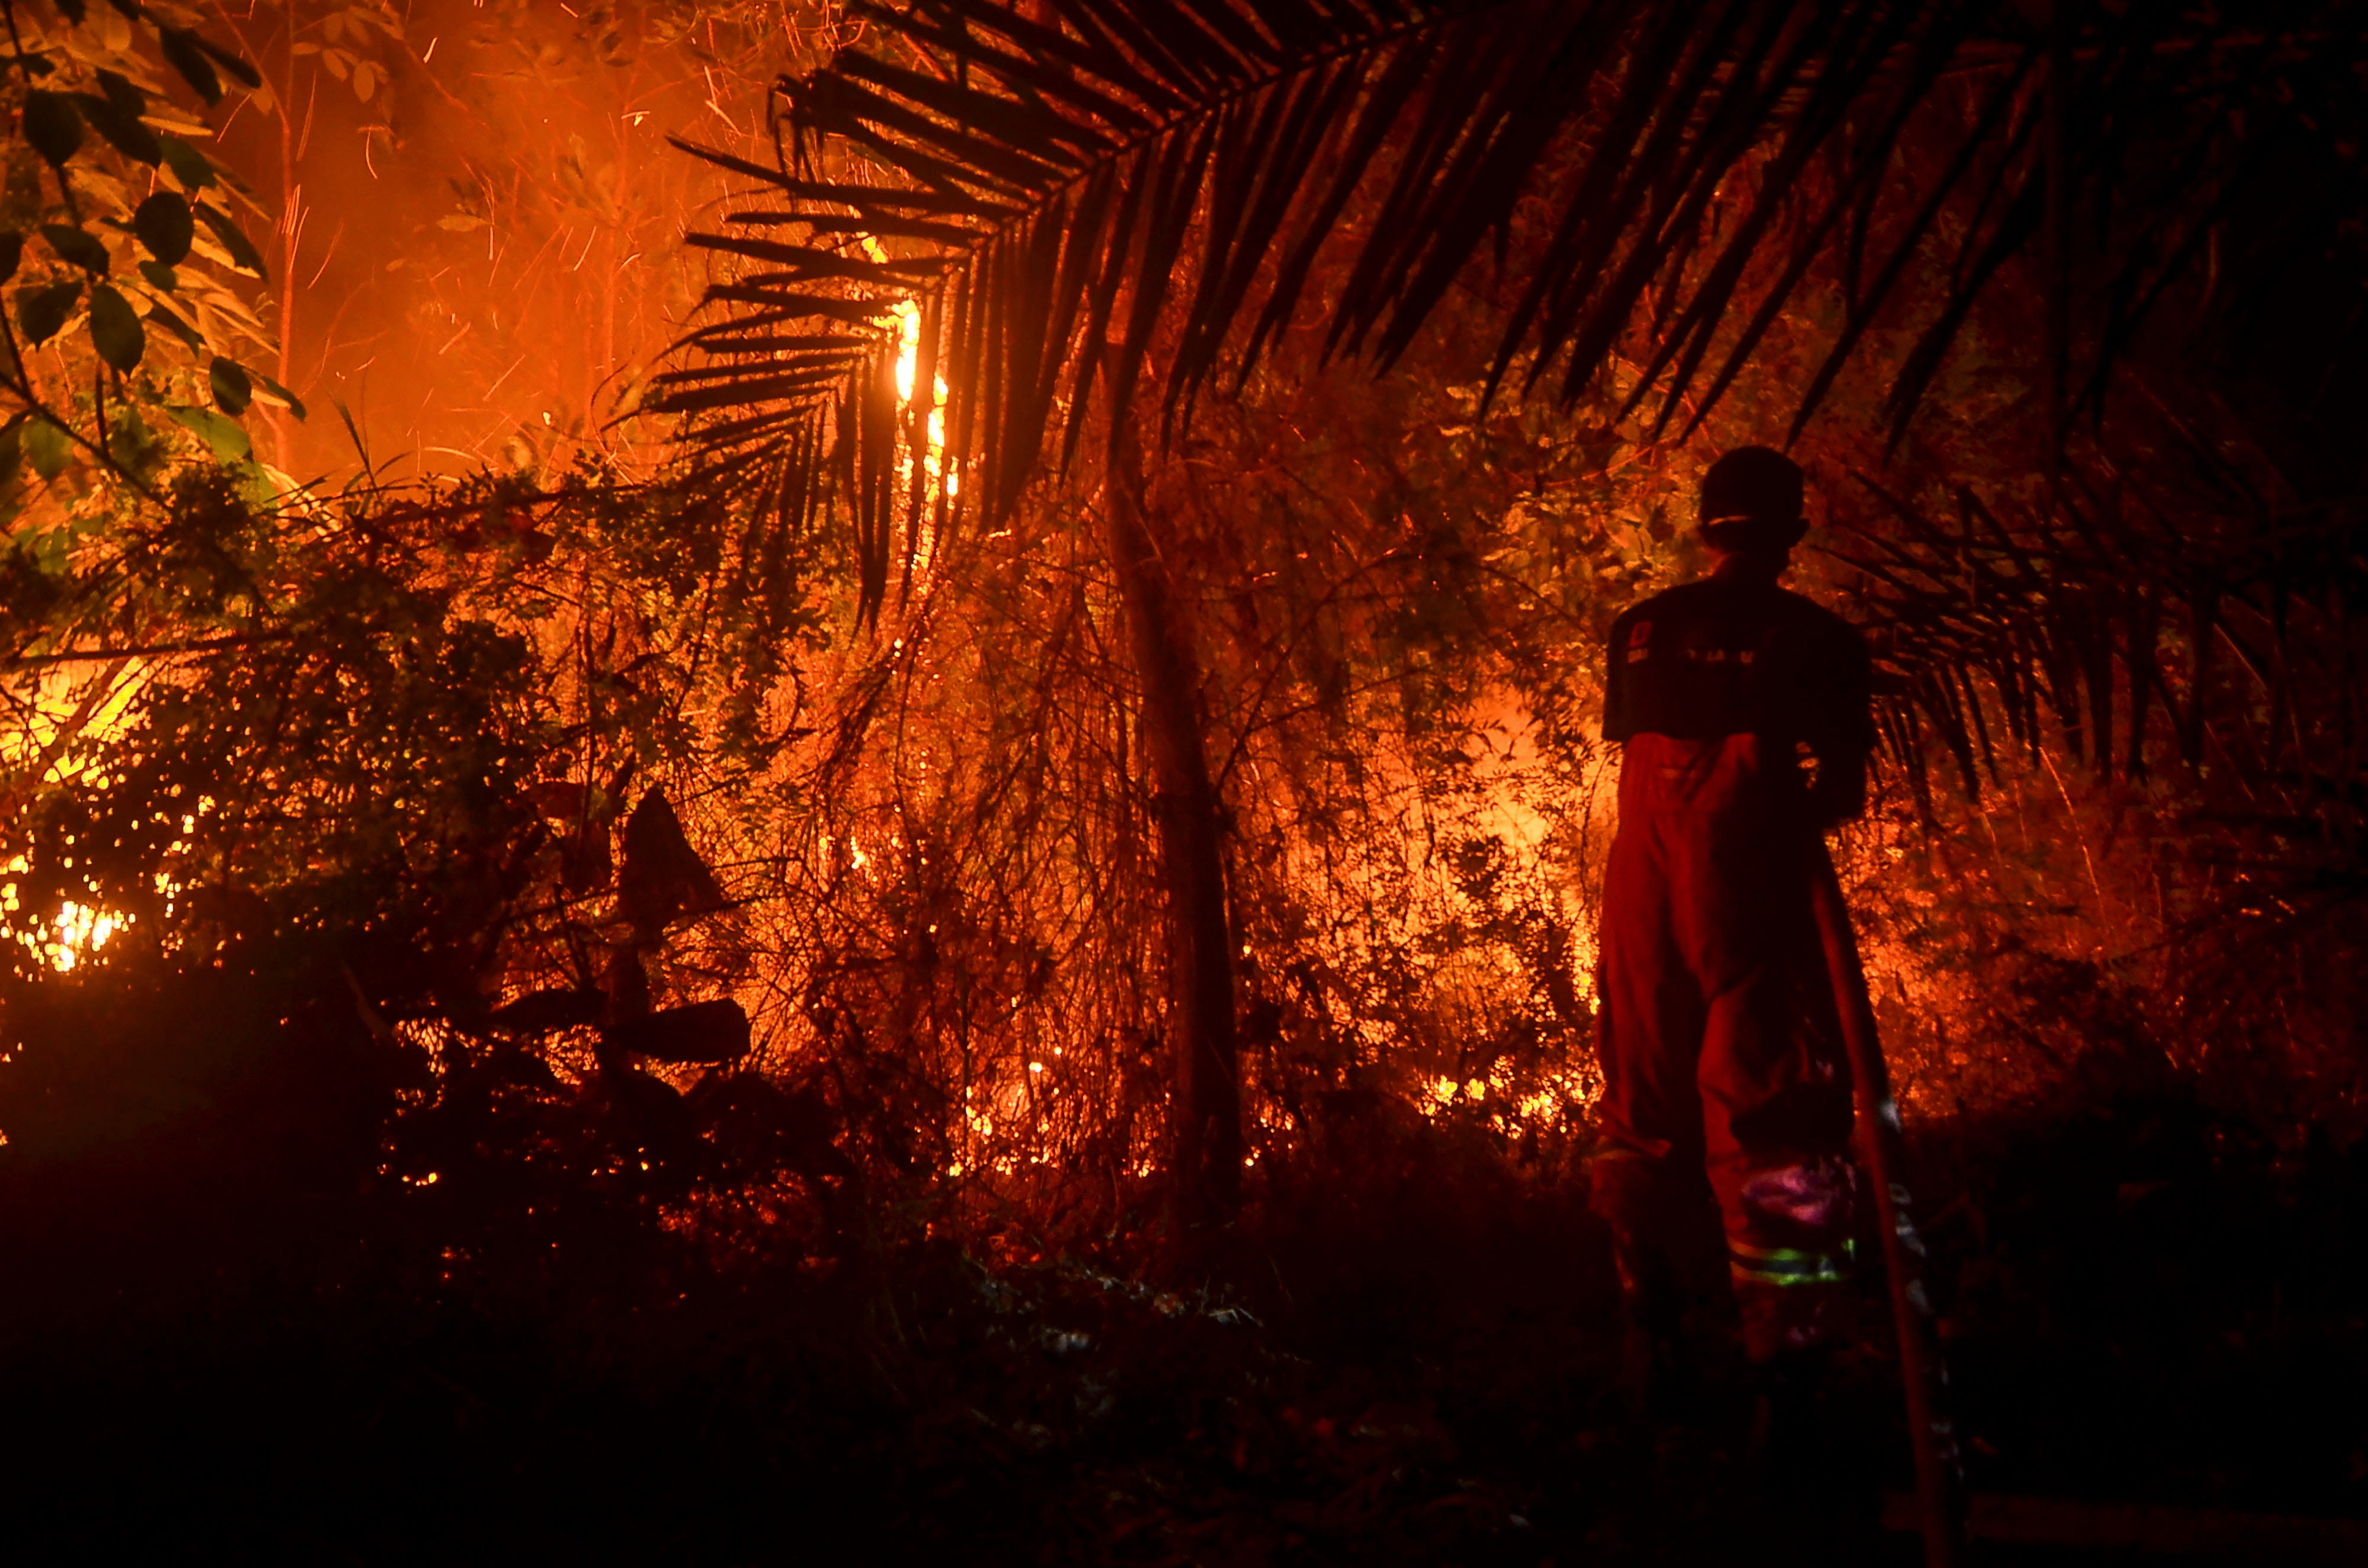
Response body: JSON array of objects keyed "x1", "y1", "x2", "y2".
[
  {"x1": 653, "y1": 0, "x2": 2368, "y2": 627},
  {"x1": 1834, "y1": 445, "x2": 2367, "y2": 868}
]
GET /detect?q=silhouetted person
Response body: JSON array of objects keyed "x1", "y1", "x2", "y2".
[{"x1": 1591, "y1": 447, "x2": 1873, "y2": 1412}]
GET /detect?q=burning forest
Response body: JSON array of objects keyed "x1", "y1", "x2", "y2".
[{"x1": 1, "y1": 1, "x2": 2364, "y2": 1563}]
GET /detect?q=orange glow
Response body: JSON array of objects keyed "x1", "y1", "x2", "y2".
[
  {"x1": 2, "y1": 665, "x2": 155, "y2": 972},
  {"x1": 860, "y1": 236, "x2": 956, "y2": 586}
]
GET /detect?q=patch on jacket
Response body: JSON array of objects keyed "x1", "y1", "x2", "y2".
[{"x1": 1740, "y1": 1158, "x2": 1855, "y2": 1232}]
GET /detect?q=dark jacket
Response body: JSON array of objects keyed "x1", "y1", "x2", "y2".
[{"x1": 1603, "y1": 564, "x2": 1875, "y2": 823}]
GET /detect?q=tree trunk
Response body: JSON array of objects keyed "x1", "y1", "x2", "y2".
[{"x1": 1106, "y1": 434, "x2": 1240, "y2": 1238}]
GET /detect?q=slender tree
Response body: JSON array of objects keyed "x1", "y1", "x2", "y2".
[{"x1": 1104, "y1": 423, "x2": 1238, "y2": 1232}]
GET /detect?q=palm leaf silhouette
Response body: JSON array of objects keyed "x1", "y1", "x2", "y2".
[{"x1": 654, "y1": 0, "x2": 2365, "y2": 645}]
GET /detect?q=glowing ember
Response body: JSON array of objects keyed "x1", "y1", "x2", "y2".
[
  {"x1": 860, "y1": 236, "x2": 958, "y2": 579},
  {"x1": 0, "y1": 665, "x2": 155, "y2": 974}
]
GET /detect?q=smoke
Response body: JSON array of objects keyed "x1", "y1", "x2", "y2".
[{"x1": 205, "y1": 0, "x2": 838, "y2": 479}]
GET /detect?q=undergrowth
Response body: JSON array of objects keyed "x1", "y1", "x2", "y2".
[{"x1": 2, "y1": 1002, "x2": 2361, "y2": 1565}]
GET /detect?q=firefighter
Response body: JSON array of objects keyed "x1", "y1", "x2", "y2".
[{"x1": 1590, "y1": 446, "x2": 1874, "y2": 1408}]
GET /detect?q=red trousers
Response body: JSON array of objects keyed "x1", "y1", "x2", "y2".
[{"x1": 1591, "y1": 732, "x2": 1859, "y2": 1358}]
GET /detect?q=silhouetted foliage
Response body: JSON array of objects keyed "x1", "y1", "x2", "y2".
[{"x1": 0, "y1": 4, "x2": 2363, "y2": 1557}]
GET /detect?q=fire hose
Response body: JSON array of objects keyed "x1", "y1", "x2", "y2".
[{"x1": 1807, "y1": 851, "x2": 1970, "y2": 1568}]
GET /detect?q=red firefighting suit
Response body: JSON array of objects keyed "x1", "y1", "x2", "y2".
[{"x1": 1592, "y1": 560, "x2": 1875, "y2": 1361}]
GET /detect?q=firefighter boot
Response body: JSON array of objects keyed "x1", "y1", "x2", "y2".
[
  {"x1": 1747, "y1": 1345, "x2": 1826, "y2": 1484},
  {"x1": 1748, "y1": 1347, "x2": 1835, "y2": 1563},
  {"x1": 1747, "y1": 1345, "x2": 1885, "y2": 1558},
  {"x1": 1619, "y1": 1276, "x2": 1703, "y2": 1422},
  {"x1": 1593, "y1": 1147, "x2": 1722, "y2": 1421}
]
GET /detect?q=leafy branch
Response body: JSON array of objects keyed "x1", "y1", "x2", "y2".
[{"x1": 0, "y1": 0, "x2": 292, "y2": 504}]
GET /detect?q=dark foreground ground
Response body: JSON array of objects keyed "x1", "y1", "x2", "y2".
[{"x1": 1, "y1": 1086, "x2": 2363, "y2": 1566}]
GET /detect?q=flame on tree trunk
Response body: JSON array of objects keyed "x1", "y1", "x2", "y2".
[{"x1": 1106, "y1": 433, "x2": 1240, "y2": 1238}]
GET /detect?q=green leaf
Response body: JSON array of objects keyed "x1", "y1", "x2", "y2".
[
  {"x1": 157, "y1": 28, "x2": 224, "y2": 106},
  {"x1": 133, "y1": 193, "x2": 194, "y2": 266},
  {"x1": 252, "y1": 369, "x2": 306, "y2": 420},
  {"x1": 157, "y1": 137, "x2": 215, "y2": 192},
  {"x1": 40, "y1": 223, "x2": 110, "y2": 275},
  {"x1": 20, "y1": 92, "x2": 83, "y2": 168},
  {"x1": 23, "y1": 417, "x2": 72, "y2": 481},
  {"x1": 208, "y1": 356, "x2": 251, "y2": 414},
  {"x1": 15, "y1": 279, "x2": 81, "y2": 346},
  {"x1": 0, "y1": 232, "x2": 20, "y2": 285},
  {"x1": 107, "y1": 401, "x2": 161, "y2": 480},
  {"x1": 137, "y1": 259, "x2": 178, "y2": 292},
  {"x1": 192, "y1": 202, "x2": 264, "y2": 275},
  {"x1": 87, "y1": 284, "x2": 143, "y2": 371},
  {"x1": 166, "y1": 403, "x2": 250, "y2": 461},
  {"x1": 67, "y1": 92, "x2": 162, "y2": 165}
]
